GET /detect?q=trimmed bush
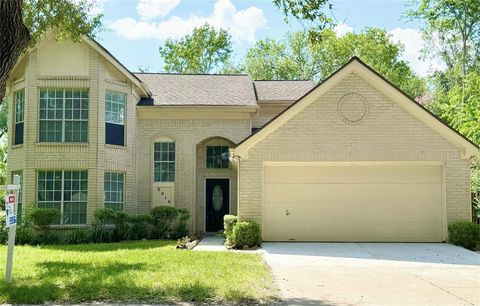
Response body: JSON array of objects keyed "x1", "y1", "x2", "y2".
[
  {"x1": 128, "y1": 214, "x2": 154, "y2": 240},
  {"x1": 64, "y1": 228, "x2": 93, "y2": 244},
  {"x1": 151, "y1": 206, "x2": 190, "y2": 239},
  {"x1": 448, "y1": 222, "x2": 480, "y2": 250},
  {"x1": 231, "y1": 221, "x2": 262, "y2": 249},
  {"x1": 30, "y1": 208, "x2": 61, "y2": 230},
  {"x1": 223, "y1": 215, "x2": 238, "y2": 247}
]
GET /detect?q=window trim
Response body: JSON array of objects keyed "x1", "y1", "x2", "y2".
[
  {"x1": 13, "y1": 89, "x2": 25, "y2": 145},
  {"x1": 104, "y1": 171, "x2": 125, "y2": 211},
  {"x1": 105, "y1": 90, "x2": 126, "y2": 146},
  {"x1": 153, "y1": 139, "x2": 176, "y2": 183},
  {"x1": 206, "y1": 145, "x2": 230, "y2": 169},
  {"x1": 38, "y1": 88, "x2": 89, "y2": 143},
  {"x1": 36, "y1": 170, "x2": 88, "y2": 225}
]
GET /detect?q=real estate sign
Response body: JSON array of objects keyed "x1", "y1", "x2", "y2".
[{"x1": 5, "y1": 194, "x2": 16, "y2": 227}]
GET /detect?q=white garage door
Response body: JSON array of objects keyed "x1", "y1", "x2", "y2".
[{"x1": 263, "y1": 163, "x2": 444, "y2": 242}]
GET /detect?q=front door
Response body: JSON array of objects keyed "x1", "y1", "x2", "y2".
[{"x1": 206, "y1": 179, "x2": 229, "y2": 232}]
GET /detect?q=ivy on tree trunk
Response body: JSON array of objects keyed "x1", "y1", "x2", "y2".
[{"x1": 0, "y1": 0, "x2": 30, "y2": 102}]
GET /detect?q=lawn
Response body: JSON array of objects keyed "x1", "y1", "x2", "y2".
[{"x1": 0, "y1": 240, "x2": 278, "y2": 304}]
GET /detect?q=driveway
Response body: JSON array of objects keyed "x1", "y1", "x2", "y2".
[{"x1": 262, "y1": 243, "x2": 480, "y2": 306}]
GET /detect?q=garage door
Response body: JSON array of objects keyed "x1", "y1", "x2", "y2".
[{"x1": 263, "y1": 163, "x2": 444, "y2": 242}]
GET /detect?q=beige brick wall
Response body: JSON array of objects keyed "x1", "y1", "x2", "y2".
[
  {"x1": 7, "y1": 41, "x2": 139, "y2": 226},
  {"x1": 238, "y1": 73, "x2": 472, "y2": 226},
  {"x1": 135, "y1": 118, "x2": 250, "y2": 231}
]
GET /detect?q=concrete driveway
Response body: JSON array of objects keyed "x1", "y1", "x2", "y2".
[{"x1": 262, "y1": 243, "x2": 480, "y2": 306}]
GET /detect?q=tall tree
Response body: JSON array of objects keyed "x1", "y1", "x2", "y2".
[
  {"x1": 245, "y1": 29, "x2": 426, "y2": 98},
  {"x1": 272, "y1": 0, "x2": 335, "y2": 42},
  {"x1": 159, "y1": 24, "x2": 233, "y2": 74},
  {"x1": 0, "y1": 0, "x2": 102, "y2": 102},
  {"x1": 407, "y1": 0, "x2": 480, "y2": 94}
]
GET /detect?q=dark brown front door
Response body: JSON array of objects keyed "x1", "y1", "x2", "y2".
[{"x1": 206, "y1": 179, "x2": 229, "y2": 232}]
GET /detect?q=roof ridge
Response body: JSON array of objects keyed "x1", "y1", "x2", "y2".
[
  {"x1": 133, "y1": 72, "x2": 249, "y2": 76},
  {"x1": 254, "y1": 79, "x2": 314, "y2": 82}
]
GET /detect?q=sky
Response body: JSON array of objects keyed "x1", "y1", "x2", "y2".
[{"x1": 92, "y1": 0, "x2": 437, "y2": 77}]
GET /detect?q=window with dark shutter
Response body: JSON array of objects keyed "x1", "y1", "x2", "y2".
[{"x1": 105, "y1": 90, "x2": 126, "y2": 146}]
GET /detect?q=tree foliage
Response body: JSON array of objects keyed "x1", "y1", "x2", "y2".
[
  {"x1": 0, "y1": 0, "x2": 102, "y2": 101},
  {"x1": 159, "y1": 24, "x2": 233, "y2": 74},
  {"x1": 407, "y1": 0, "x2": 480, "y2": 103},
  {"x1": 272, "y1": 0, "x2": 334, "y2": 42},
  {"x1": 245, "y1": 29, "x2": 426, "y2": 98}
]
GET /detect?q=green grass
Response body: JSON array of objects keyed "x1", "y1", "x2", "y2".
[{"x1": 0, "y1": 240, "x2": 278, "y2": 304}]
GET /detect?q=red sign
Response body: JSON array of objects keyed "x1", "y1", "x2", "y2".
[{"x1": 7, "y1": 195, "x2": 15, "y2": 204}]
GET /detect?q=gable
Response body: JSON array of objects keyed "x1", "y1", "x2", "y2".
[
  {"x1": 234, "y1": 58, "x2": 479, "y2": 159},
  {"x1": 37, "y1": 35, "x2": 89, "y2": 76}
]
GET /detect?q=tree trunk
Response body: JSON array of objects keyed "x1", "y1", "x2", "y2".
[{"x1": 0, "y1": 0, "x2": 31, "y2": 102}]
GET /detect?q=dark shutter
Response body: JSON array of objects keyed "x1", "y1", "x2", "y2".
[
  {"x1": 14, "y1": 122, "x2": 24, "y2": 145},
  {"x1": 105, "y1": 123, "x2": 124, "y2": 146}
]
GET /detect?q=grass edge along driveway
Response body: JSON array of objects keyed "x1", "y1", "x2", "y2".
[{"x1": 0, "y1": 240, "x2": 279, "y2": 304}]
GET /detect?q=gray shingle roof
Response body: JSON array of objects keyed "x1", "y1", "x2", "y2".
[
  {"x1": 254, "y1": 80, "x2": 316, "y2": 102},
  {"x1": 135, "y1": 73, "x2": 257, "y2": 106}
]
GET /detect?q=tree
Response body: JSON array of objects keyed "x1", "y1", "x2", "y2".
[
  {"x1": 159, "y1": 24, "x2": 233, "y2": 74},
  {"x1": 407, "y1": 0, "x2": 480, "y2": 94},
  {"x1": 0, "y1": 0, "x2": 102, "y2": 102},
  {"x1": 244, "y1": 29, "x2": 426, "y2": 98},
  {"x1": 272, "y1": 0, "x2": 335, "y2": 42}
]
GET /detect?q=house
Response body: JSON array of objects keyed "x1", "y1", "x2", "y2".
[{"x1": 6, "y1": 34, "x2": 478, "y2": 242}]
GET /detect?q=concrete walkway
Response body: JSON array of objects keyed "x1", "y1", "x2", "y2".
[
  {"x1": 193, "y1": 235, "x2": 227, "y2": 251},
  {"x1": 263, "y1": 243, "x2": 480, "y2": 306}
]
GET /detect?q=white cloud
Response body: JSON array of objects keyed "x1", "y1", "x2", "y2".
[
  {"x1": 333, "y1": 23, "x2": 353, "y2": 37},
  {"x1": 388, "y1": 27, "x2": 444, "y2": 77},
  {"x1": 137, "y1": 0, "x2": 181, "y2": 20},
  {"x1": 110, "y1": 0, "x2": 267, "y2": 43}
]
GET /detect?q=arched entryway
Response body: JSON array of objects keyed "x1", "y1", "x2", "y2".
[{"x1": 195, "y1": 136, "x2": 237, "y2": 233}]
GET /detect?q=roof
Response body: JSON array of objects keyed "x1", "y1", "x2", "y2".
[
  {"x1": 254, "y1": 80, "x2": 316, "y2": 102},
  {"x1": 134, "y1": 73, "x2": 257, "y2": 107},
  {"x1": 234, "y1": 57, "x2": 479, "y2": 159}
]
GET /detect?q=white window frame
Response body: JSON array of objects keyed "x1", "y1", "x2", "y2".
[
  {"x1": 38, "y1": 88, "x2": 89, "y2": 143},
  {"x1": 154, "y1": 141, "x2": 175, "y2": 182},
  {"x1": 37, "y1": 170, "x2": 88, "y2": 225},
  {"x1": 104, "y1": 172, "x2": 125, "y2": 211}
]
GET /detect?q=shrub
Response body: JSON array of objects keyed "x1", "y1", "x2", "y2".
[
  {"x1": 151, "y1": 206, "x2": 190, "y2": 239},
  {"x1": 15, "y1": 224, "x2": 34, "y2": 245},
  {"x1": 64, "y1": 228, "x2": 93, "y2": 244},
  {"x1": 223, "y1": 215, "x2": 238, "y2": 247},
  {"x1": 231, "y1": 221, "x2": 262, "y2": 249},
  {"x1": 448, "y1": 222, "x2": 480, "y2": 250},
  {"x1": 128, "y1": 214, "x2": 154, "y2": 240},
  {"x1": 0, "y1": 213, "x2": 7, "y2": 244},
  {"x1": 30, "y1": 208, "x2": 61, "y2": 230},
  {"x1": 112, "y1": 211, "x2": 130, "y2": 242},
  {"x1": 31, "y1": 230, "x2": 61, "y2": 245}
]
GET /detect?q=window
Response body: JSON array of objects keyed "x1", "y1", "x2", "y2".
[
  {"x1": 104, "y1": 172, "x2": 124, "y2": 211},
  {"x1": 37, "y1": 170, "x2": 88, "y2": 225},
  {"x1": 105, "y1": 90, "x2": 125, "y2": 146},
  {"x1": 39, "y1": 88, "x2": 88, "y2": 142},
  {"x1": 14, "y1": 90, "x2": 24, "y2": 145},
  {"x1": 11, "y1": 171, "x2": 23, "y2": 224},
  {"x1": 154, "y1": 142, "x2": 175, "y2": 182},
  {"x1": 206, "y1": 146, "x2": 229, "y2": 168}
]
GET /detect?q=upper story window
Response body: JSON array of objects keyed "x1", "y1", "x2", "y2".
[
  {"x1": 105, "y1": 90, "x2": 125, "y2": 146},
  {"x1": 206, "y1": 146, "x2": 229, "y2": 168},
  {"x1": 39, "y1": 88, "x2": 89, "y2": 143},
  {"x1": 154, "y1": 141, "x2": 175, "y2": 182},
  {"x1": 37, "y1": 170, "x2": 88, "y2": 225},
  {"x1": 14, "y1": 90, "x2": 25, "y2": 145}
]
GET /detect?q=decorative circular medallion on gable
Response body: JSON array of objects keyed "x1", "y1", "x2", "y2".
[{"x1": 337, "y1": 93, "x2": 369, "y2": 124}]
